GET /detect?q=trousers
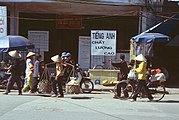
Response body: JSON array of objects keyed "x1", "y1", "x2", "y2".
[
  {"x1": 6, "y1": 74, "x2": 22, "y2": 94},
  {"x1": 52, "y1": 76, "x2": 64, "y2": 97},
  {"x1": 132, "y1": 80, "x2": 153, "y2": 100}
]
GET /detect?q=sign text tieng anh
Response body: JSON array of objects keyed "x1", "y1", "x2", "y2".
[{"x1": 91, "y1": 30, "x2": 116, "y2": 56}]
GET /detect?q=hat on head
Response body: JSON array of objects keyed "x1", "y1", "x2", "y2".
[
  {"x1": 135, "y1": 54, "x2": 147, "y2": 62},
  {"x1": 26, "y1": 52, "x2": 35, "y2": 58},
  {"x1": 65, "y1": 52, "x2": 71, "y2": 57},
  {"x1": 8, "y1": 50, "x2": 21, "y2": 59},
  {"x1": 120, "y1": 54, "x2": 125, "y2": 60},
  {"x1": 51, "y1": 55, "x2": 61, "y2": 62},
  {"x1": 61, "y1": 52, "x2": 67, "y2": 57}
]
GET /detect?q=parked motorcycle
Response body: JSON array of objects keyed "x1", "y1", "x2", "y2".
[{"x1": 65, "y1": 63, "x2": 94, "y2": 93}]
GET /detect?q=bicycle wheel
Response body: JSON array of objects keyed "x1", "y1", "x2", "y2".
[
  {"x1": 148, "y1": 84, "x2": 166, "y2": 101},
  {"x1": 80, "y1": 79, "x2": 94, "y2": 93},
  {"x1": 113, "y1": 80, "x2": 134, "y2": 99}
]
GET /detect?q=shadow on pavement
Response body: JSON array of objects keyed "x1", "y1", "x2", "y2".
[
  {"x1": 89, "y1": 92, "x2": 110, "y2": 94},
  {"x1": 70, "y1": 96, "x2": 93, "y2": 99},
  {"x1": 158, "y1": 100, "x2": 179, "y2": 103}
]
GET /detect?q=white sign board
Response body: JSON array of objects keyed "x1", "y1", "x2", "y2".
[
  {"x1": 0, "y1": 6, "x2": 7, "y2": 37},
  {"x1": 28, "y1": 31, "x2": 49, "y2": 51},
  {"x1": 78, "y1": 36, "x2": 91, "y2": 70},
  {"x1": 91, "y1": 30, "x2": 116, "y2": 56}
]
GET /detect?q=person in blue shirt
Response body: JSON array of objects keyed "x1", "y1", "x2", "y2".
[{"x1": 30, "y1": 54, "x2": 42, "y2": 93}]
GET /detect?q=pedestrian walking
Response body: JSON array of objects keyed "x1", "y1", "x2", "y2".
[
  {"x1": 50, "y1": 54, "x2": 64, "y2": 98},
  {"x1": 19, "y1": 59, "x2": 26, "y2": 88},
  {"x1": 22, "y1": 52, "x2": 35, "y2": 92},
  {"x1": 110, "y1": 54, "x2": 129, "y2": 98},
  {"x1": 3, "y1": 50, "x2": 23, "y2": 95},
  {"x1": 30, "y1": 54, "x2": 42, "y2": 93},
  {"x1": 131, "y1": 54, "x2": 153, "y2": 102}
]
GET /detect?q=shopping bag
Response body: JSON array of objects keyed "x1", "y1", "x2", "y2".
[{"x1": 127, "y1": 70, "x2": 138, "y2": 80}]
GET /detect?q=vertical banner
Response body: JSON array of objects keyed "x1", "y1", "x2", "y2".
[
  {"x1": 91, "y1": 30, "x2": 116, "y2": 56},
  {"x1": 0, "y1": 6, "x2": 7, "y2": 38}
]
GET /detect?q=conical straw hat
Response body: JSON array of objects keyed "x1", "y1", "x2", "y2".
[
  {"x1": 135, "y1": 54, "x2": 147, "y2": 62},
  {"x1": 26, "y1": 52, "x2": 36, "y2": 58},
  {"x1": 8, "y1": 50, "x2": 21, "y2": 58},
  {"x1": 51, "y1": 55, "x2": 61, "y2": 62}
]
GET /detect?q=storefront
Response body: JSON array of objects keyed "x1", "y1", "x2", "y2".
[{"x1": 0, "y1": 1, "x2": 141, "y2": 66}]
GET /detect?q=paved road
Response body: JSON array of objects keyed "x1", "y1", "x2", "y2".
[{"x1": 0, "y1": 88, "x2": 179, "y2": 120}]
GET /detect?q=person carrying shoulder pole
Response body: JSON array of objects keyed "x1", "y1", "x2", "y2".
[{"x1": 50, "y1": 53, "x2": 64, "y2": 98}]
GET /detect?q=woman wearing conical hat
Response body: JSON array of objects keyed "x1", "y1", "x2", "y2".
[
  {"x1": 3, "y1": 50, "x2": 22, "y2": 95},
  {"x1": 50, "y1": 54, "x2": 64, "y2": 98},
  {"x1": 22, "y1": 51, "x2": 35, "y2": 92},
  {"x1": 131, "y1": 54, "x2": 153, "y2": 102}
]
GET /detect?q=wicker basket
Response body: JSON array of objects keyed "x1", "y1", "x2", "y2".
[{"x1": 66, "y1": 84, "x2": 81, "y2": 94}]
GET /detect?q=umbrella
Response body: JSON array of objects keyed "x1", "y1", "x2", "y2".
[
  {"x1": 133, "y1": 33, "x2": 170, "y2": 43},
  {"x1": 131, "y1": 33, "x2": 169, "y2": 58},
  {"x1": 0, "y1": 35, "x2": 34, "y2": 52}
]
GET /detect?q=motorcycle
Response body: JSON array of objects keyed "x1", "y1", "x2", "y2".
[{"x1": 65, "y1": 63, "x2": 94, "y2": 93}]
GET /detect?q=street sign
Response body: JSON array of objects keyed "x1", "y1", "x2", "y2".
[
  {"x1": 0, "y1": 6, "x2": 7, "y2": 38},
  {"x1": 91, "y1": 30, "x2": 116, "y2": 56}
]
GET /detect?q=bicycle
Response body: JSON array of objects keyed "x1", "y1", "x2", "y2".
[
  {"x1": 113, "y1": 79, "x2": 134, "y2": 99},
  {"x1": 113, "y1": 78, "x2": 166, "y2": 101}
]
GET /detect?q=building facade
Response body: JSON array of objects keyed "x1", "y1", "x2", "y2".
[{"x1": 0, "y1": 0, "x2": 168, "y2": 65}]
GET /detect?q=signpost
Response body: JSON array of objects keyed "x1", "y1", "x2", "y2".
[{"x1": 91, "y1": 30, "x2": 116, "y2": 56}]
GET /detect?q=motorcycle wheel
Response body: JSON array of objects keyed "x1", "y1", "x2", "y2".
[{"x1": 80, "y1": 79, "x2": 94, "y2": 93}]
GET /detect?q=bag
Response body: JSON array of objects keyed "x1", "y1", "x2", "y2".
[
  {"x1": 149, "y1": 73, "x2": 166, "y2": 82},
  {"x1": 127, "y1": 70, "x2": 138, "y2": 80}
]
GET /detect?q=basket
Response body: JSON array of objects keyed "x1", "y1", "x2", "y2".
[
  {"x1": 66, "y1": 84, "x2": 81, "y2": 94},
  {"x1": 38, "y1": 79, "x2": 52, "y2": 93},
  {"x1": 66, "y1": 79, "x2": 81, "y2": 94},
  {"x1": 38, "y1": 65, "x2": 52, "y2": 94}
]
